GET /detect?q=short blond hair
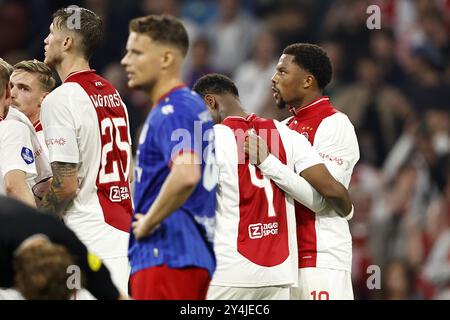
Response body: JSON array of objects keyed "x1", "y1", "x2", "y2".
[
  {"x1": 13, "y1": 59, "x2": 56, "y2": 92},
  {"x1": 0, "y1": 58, "x2": 13, "y2": 92}
]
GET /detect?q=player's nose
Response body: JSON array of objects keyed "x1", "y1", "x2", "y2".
[
  {"x1": 271, "y1": 73, "x2": 278, "y2": 84},
  {"x1": 120, "y1": 53, "x2": 129, "y2": 67}
]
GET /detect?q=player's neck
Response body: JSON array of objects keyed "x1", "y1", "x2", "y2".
[
  {"x1": 150, "y1": 77, "x2": 184, "y2": 105},
  {"x1": 57, "y1": 56, "x2": 91, "y2": 82},
  {"x1": 294, "y1": 92, "x2": 323, "y2": 110},
  {"x1": 28, "y1": 112, "x2": 40, "y2": 126},
  {"x1": 225, "y1": 99, "x2": 247, "y2": 119},
  {"x1": 0, "y1": 104, "x2": 7, "y2": 118}
]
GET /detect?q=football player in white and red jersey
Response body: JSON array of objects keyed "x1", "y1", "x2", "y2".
[
  {"x1": 270, "y1": 43, "x2": 360, "y2": 300},
  {"x1": 10, "y1": 59, "x2": 56, "y2": 160},
  {"x1": 0, "y1": 61, "x2": 37, "y2": 207},
  {"x1": 193, "y1": 73, "x2": 352, "y2": 300},
  {"x1": 10, "y1": 59, "x2": 56, "y2": 200},
  {"x1": 40, "y1": 7, "x2": 133, "y2": 296}
]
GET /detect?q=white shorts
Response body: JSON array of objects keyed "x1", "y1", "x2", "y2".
[
  {"x1": 102, "y1": 256, "x2": 130, "y2": 296},
  {"x1": 290, "y1": 268, "x2": 353, "y2": 300},
  {"x1": 0, "y1": 289, "x2": 24, "y2": 300},
  {"x1": 207, "y1": 285, "x2": 290, "y2": 300},
  {"x1": 73, "y1": 256, "x2": 130, "y2": 300}
]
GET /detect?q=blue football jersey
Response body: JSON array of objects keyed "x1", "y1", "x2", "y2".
[{"x1": 129, "y1": 85, "x2": 217, "y2": 277}]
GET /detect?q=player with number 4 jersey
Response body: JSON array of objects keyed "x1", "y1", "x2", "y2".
[{"x1": 193, "y1": 74, "x2": 352, "y2": 300}]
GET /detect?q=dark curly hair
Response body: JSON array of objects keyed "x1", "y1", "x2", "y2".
[
  {"x1": 283, "y1": 43, "x2": 333, "y2": 90},
  {"x1": 193, "y1": 73, "x2": 240, "y2": 99}
]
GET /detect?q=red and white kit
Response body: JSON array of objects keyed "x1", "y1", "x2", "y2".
[
  {"x1": 41, "y1": 70, "x2": 133, "y2": 294},
  {"x1": 0, "y1": 115, "x2": 37, "y2": 195},
  {"x1": 6, "y1": 108, "x2": 52, "y2": 198},
  {"x1": 207, "y1": 113, "x2": 323, "y2": 300},
  {"x1": 285, "y1": 97, "x2": 359, "y2": 300}
]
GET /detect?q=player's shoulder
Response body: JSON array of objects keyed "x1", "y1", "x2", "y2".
[
  {"x1": 0, "y1": 118, "x2": 29, "y2": 132},
  {"x1": 320, "y1": 111, "x2": 355, "y2": 131},
  {"x1": 0, "y1": 119, "x2": 30, "y2": 143},
  {"x1": 251, "y1": 114, "x2": 278, "y2": 129},
  {"x1": 168, "y1": 87, "x2": 206, "y2": 111},
  {"x1": 213, "y1": 123, "x2": 233, "y2": 136},
  {"x1": 43, "y1": 82, "x2": 82, "y2": 105},
  {"x1": 156, "y1": 87, "x2": 210, "y2": 122}
]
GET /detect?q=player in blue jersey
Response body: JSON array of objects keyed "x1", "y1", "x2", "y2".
[{"x1": 121, "y1": 14, "x2": 217, "y2": 300}]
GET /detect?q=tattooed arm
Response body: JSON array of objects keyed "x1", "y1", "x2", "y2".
[{"x1": 39, "y1": 162, "x2": 78, "y2": 217}]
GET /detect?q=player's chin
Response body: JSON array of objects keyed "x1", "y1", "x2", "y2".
[
  {"x1": 43, "y1": 56, "x2": 54, "y2": 68},
  {"x1": 127, "y1": 79, "x2": 138, "y2": 89},
  {"x1": 276, "y1": 98, "x2": 287, "y2": 109}
]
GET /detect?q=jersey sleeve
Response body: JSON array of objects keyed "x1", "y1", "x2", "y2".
[
  {"x1": 41, "y1": 87, "x2": 79, "y2": 164},
  {"x1": 0, "y1": 120, "x2": 37, "y2": 181},
  {"x1": 313, "y1": 113, "x2": 360, "y2": 187},
  {"x1": 157, "y1": 111, "x2": 203, "y2": 166},
  {"x1": 256, "y1": 121, "x2": 327, "y2": 213}
]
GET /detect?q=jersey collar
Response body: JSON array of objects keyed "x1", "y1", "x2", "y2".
[
  {"x1": 222, "y1": 113, "x2": 256, "y2": 123},
  {"x1": 289, "y1": 96, "x2": 330, "y2": 117},
  {"x1": 63, "y1": 69, "x2": 96, "y2": 83},
  {"x1": 34, "y1": 119, "x2": 42, "y2": 132},
  {"x1": 154, "y1": 84, "x2": 187, "y2": 106}
]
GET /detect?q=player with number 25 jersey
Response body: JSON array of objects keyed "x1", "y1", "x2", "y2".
[{"x1": 41, "y1": 70, "x2": 133, "y2": 294}]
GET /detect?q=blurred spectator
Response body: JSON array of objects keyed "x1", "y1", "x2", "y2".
[
  {"x1": 233, "y1": 29, "x2": 279, "y2": 117},
  {"x1": 369, "y1": 30, "x2": 406, "y2": 87},
  {"x1": 264, "y1": 1, "x2": 314, "y2": 51},
  {"x1": 321, "y1": 39, "x2": 346, "y2": 98},
  {"x1": 206, "y1": 0, "x2": 260, "y2": 75},
  {"x1": 183, "y1": 36, "x2": 218, "y2": 88},
  {"x1": 382, "y1": 259, "x2": 418, "y2": 299},
  {"x1": 320, "y1": 0, "x2": 373, "y2": 81},
  {"x1": 333, "y1": 56, "x2": 413, "y2": 167},
  {"x1": 0, "y1": 1, "x2": 28, "y2": 57}
]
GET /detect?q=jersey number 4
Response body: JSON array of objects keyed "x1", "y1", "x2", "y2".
[{"x1": 249, "y1": 163, "x2": 276, "y2": 217}]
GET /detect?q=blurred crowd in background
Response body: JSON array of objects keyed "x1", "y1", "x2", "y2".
[{"x1": 1, "y1": 0, "x2": 449, "y2": 300}]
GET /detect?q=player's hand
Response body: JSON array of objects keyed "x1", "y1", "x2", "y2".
[
  {"x1": 244, "y1": 129, "x2": 269, "y2": 165},
  {"x1": 132, "y1": 213, "x2": 159, "y2": 240}
]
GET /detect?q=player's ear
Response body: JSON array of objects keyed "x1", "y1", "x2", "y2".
[
  {"x1": 4, "y1": 82, "x2": 11, "y2": 100},
  {"x1": 204, "y1": 94, "x2": 217, "y2": 111},
  {"x1": 62, "y1": 36, "x2": 74, "y2": 52},
  {"x1": 39, "y1": 92, "x2": 50, "y2": 106},
  {"x1": 161, "y1": 50, "x2": 175, "y2": 70},
  {"x1": 303, "y1": 74, "x2": 314, "y2": 89}
]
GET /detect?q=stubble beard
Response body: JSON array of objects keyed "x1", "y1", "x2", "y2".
[{"x1": 276, "y1": 96, "x2": 287, "y2": 109}]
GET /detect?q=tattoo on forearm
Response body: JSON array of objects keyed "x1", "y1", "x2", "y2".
[{"x1": 40, "y1": 162, "x2": 78, "y2": 217}]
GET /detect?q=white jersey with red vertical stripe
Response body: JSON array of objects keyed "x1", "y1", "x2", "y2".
[
  {"x1": 5, "y1": 108, "x2": 52, "y2": 192},
  {"x1": 33, "y1": 119, "x2": 50, "y2": 160},
  {"x1": 211, "y1": 114, "x2": 322, "y2": 287},
  {"x1": 286, "y1": 97, "x2": 359, "y2": 272},
  {"x1": 41, "y1": 70, "x2": 133, "y2": 259}
]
